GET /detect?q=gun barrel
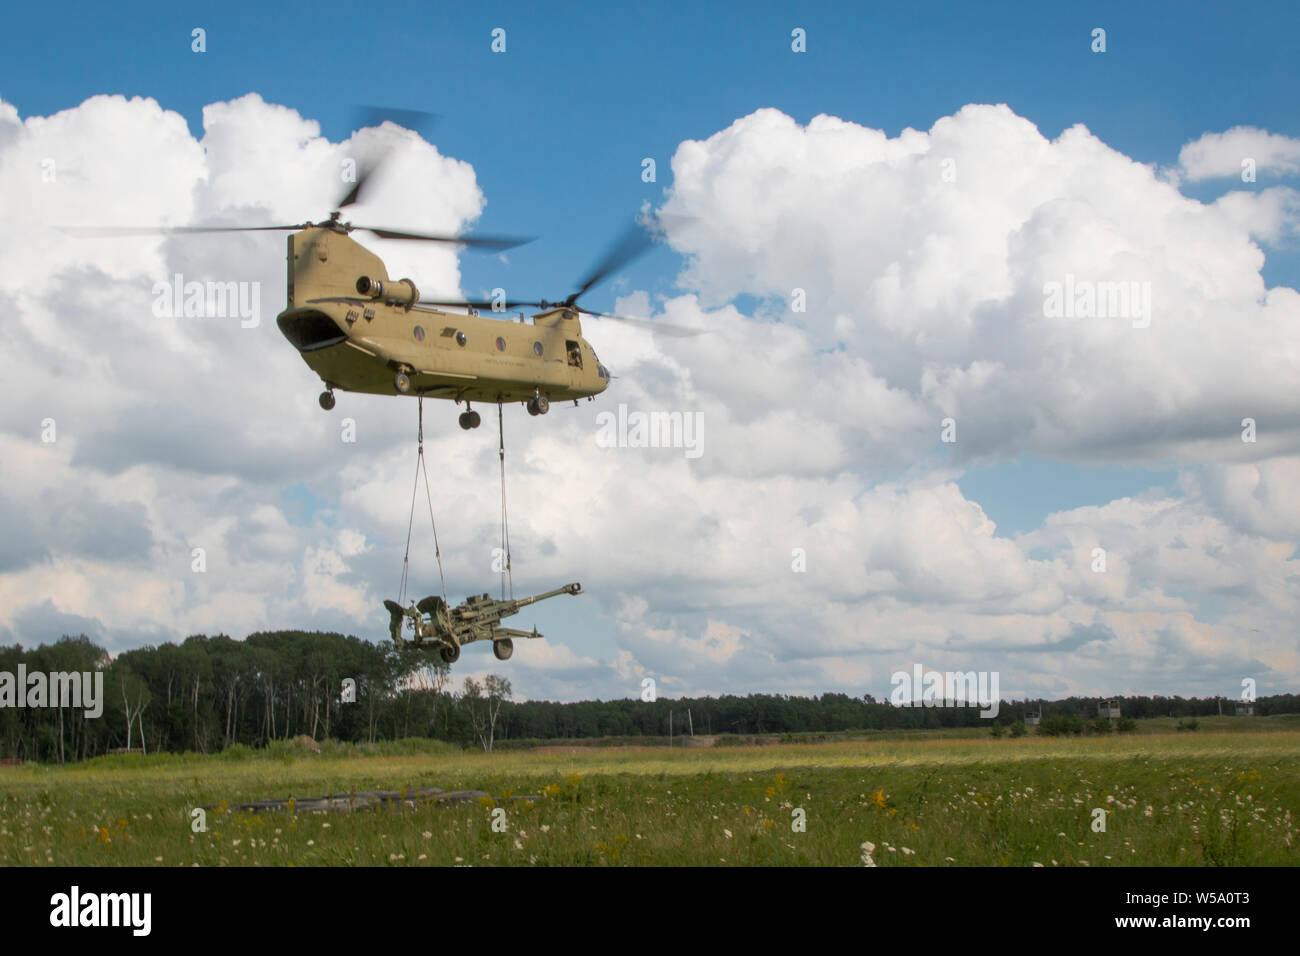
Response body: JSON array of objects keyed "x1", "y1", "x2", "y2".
[{"x1": 514, "y1": 582, "x2": 582, "y2": 608}]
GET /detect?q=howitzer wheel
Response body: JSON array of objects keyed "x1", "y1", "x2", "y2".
[
  {"x1": 493, "y1": 638, "x2": 514, "y2": 661},
  {"x1": 440, "y1": 642, "x2": 460, "y2": 664}
]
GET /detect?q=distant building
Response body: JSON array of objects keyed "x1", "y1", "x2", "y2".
[
  {"x1": 1024, "y1": 703, "x2": 1042, "y2": 728},
  {"x1": 1235, "y1": 700, "x2": 1255, "y2": 716},
  {"x1": 1099, "y1": 699, "x2": 1121, "y2": 720}
]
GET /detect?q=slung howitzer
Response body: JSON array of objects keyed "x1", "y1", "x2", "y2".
[{"x1": 383, "y1": 582, "x2": 581, "y2": 664}]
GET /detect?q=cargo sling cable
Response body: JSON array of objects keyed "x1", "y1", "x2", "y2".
[
  {"x1": 398, "y1": 396, "x2": 448, "y2": 615},
  {"x1": 386, "y1": 397, "x2": 582, "y2": 658},
  {"x1": 497, "y1": 399, "x2": 514, "y2": 602},
  {"x1": 396, "y1": 396, "x2": 515, "y2": 628}
]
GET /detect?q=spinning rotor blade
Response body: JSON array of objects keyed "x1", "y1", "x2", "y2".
[
  {"x1": 416, "y1": 215, "x2": 701, "y2": 333},
  {"x1": 417, "y1": 297, "x2": 542, "y2": 311},
  {"x1": 573, "y1": 306, "x2": 706, "y2": 337},
  {"x1": 355, "y1": 106, "x2": 441, "y2": 136},
  {"x1": 416, "y1": 297, "x2": 704, "y2": 336},
  {"x1": 336, "y1": 155, "x2": 382, "y2": 210},
  {"x1": 59, "y1": 224, "x2": 306, "y2": 237},
  {"x1": 565, "y1": 213, "x2": 694, "y2": 305},
  {"x1": 338, "y1": 107, "x2": 441, "y2": 210},
  {"x1": 363, "y1": 227, "x2": 534, "y2": 250},
  {"x1": 568, "y1": 219, "x2": 659, "y2": 303}
]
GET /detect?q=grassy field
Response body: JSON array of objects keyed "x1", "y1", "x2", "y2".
[{"x1": 2, "y1": 724, "x2": 1298, "y2": 866}]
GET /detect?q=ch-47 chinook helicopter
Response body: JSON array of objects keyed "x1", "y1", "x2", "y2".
[
  {"x1": 285, "y1": 207, "x2": 695, "y2": 428},
  {"x1": 65, "y1": 109, "x2": 698, "y2": 429}
]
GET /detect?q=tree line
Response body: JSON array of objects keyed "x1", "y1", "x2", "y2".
[{"x1": 1, "y1": 633, "x2": 1295, "y2": 763}]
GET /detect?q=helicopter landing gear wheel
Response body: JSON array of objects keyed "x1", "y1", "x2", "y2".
[
  {"x1": 440, "y1": 642, "x2": 460, "y2": 665},
  {"x1": 394, "y1": 371, "x2": 411, "y2": 394},
  {"x1": 527, "y1": 396, "x2": 549, "y2": 416},
  {"x1": 318, "y1": 390, "x2": 336, "y2": 411},
  {"x1": 493, "y1": 638, "x2": 514, "y2": 661},
  {"x1": 458, "y1": 410, "x2": 482, "y2": 429}
]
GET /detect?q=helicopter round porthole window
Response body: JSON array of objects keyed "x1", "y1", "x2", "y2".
[
  {"x1": 495, "y1": 336, "x2": 506, "y2": 352},
  {"x1": 413, "y1": 325, "x2": 425, "y2": 342},
  {"x1": 456, "y1": 331, "x2": 467, "y2": 346},
  {"x1": 533, "y1": 341, "x2": 543, "y2": 357}
]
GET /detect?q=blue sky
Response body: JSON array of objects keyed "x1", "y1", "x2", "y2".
[
  {"x1": 7, "y1": 0, "x2": 1296, "y2": 537},
  {"x1": 2, "y1": 0, "x2": 1298, "y2": 701}
]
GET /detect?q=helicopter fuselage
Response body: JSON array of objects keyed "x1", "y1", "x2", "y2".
[{"x1": 275, "y1": 227, "x2": 611, "y2": 408}]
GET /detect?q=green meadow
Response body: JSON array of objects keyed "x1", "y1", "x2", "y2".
[{"x1": 2, "y1": 721, "x2": 1298, "y2": 866}]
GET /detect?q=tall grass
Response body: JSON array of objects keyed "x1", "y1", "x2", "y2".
[{"x1": 1, "y1": 730, "x2": 1296, "y2": 866}]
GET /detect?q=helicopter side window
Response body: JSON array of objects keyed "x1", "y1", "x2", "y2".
[
  {"x1": 566, "y1": 340, "x2": 582, "y2": 368},
  {"x1": 533, "y1": 341, "x2": 543, "y2": 357}
]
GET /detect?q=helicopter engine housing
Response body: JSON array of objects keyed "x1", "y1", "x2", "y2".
[{"x1": 356, "y1": 275, "x2": 419, "y2": 309}]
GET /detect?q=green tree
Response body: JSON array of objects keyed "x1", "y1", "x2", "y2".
[{"x1": 462, "y1": 674, "x2": 512, "y2": 753}]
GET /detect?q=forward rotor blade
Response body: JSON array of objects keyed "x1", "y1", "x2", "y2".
[
  {"x1": 363, "y1": 227, "x2": 534, "y2": 250},
  {"x1": 354, "y1": 106, "x2": 440, "y2": 136},
  {"x1": 338, "y1": 107, "x2": 440, "y2": 210},
  {"x1": 59, "y1": 224, "x2": 305, "y2": 237},
  {"x1": 337, "y1": 153, "x2": 385, "y2": 210}
]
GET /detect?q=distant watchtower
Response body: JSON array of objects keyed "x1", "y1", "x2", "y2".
[
  {"x1": 1235, "y1": 699, "x2": 1255, "y2": 716},
  {"x1": 1099, "y1": 699, "x2": 1121, "y2": 720},
  {"x1": 1024, "y1": 702, "x2": 1042, "y2": 728}
]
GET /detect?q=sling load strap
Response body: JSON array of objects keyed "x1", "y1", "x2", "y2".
[
  {"x1": 498, "y1": 399, "x2": 514, "y2": 601},
  {"x1": 399, "y1": 396, "x2": 448, "y2": 611}
]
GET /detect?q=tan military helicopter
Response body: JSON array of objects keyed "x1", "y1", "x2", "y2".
[
  {"x1": 284, "y1": 210, "x2": 681, "y2": 428},
  {"x1": 66, "y1": 110, "x2": 696, "y2": 429}
]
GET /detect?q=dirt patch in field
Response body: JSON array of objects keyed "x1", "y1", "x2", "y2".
[
  {"x1": 204, "y1": 787, "x2": 536, "y2": 813},
  {"x1": 530, "y1": 744, "x2": 680, "y2": 754}
]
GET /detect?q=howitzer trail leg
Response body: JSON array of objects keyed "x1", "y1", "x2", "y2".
[{"x1": 383, "y1": 600, "x2": 406, "y2": 644}]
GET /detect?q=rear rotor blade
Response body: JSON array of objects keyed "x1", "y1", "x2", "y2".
[
  {"x1": 575, "y1": 306, "x2": 706, "y2": 337},
  {"x1": 568, "y1": 219, "x2": 659, "y2": 303}
]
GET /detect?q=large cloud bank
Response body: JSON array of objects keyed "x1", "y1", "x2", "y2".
[{"x1": 1, "y1": 95, "x2": 1296, "y2": 702}]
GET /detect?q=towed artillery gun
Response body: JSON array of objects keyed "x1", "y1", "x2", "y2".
[{"x1": 384, "y1": 583, "x2": 582, "y2": 664}]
